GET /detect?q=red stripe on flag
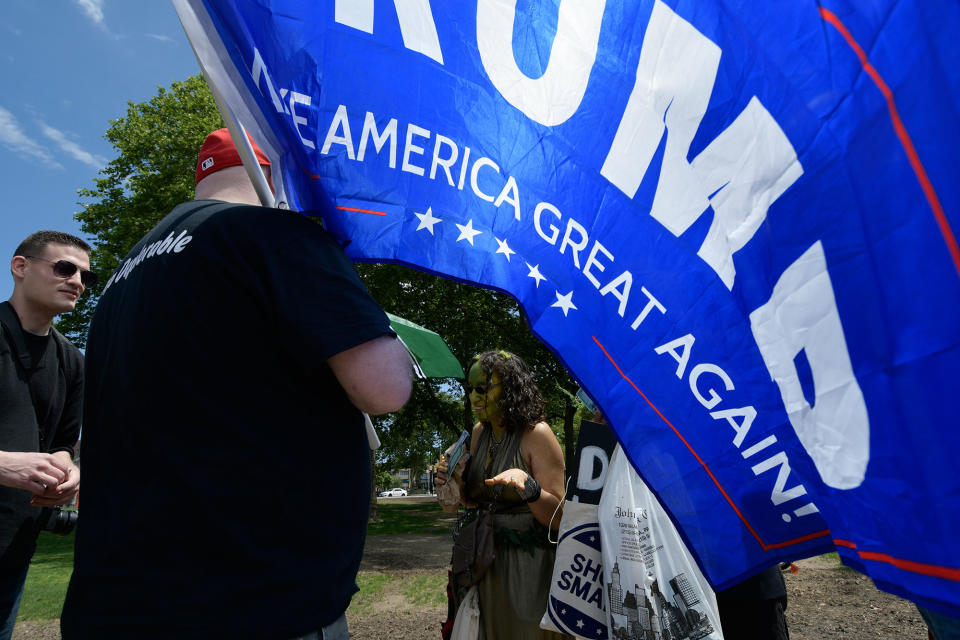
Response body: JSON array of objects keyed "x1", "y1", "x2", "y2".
[
  {"x1": 820, "y1": 7, "x2": 960, "y2": 278},
  {"x1": 834, "y1": 539, "x2": 960, "y2": 582},
  {"x1": 336, "y1": 206, "x2": 386, "y2": 216},
  {"x1": 593, "y1": 336, "x2": 831, "y2": 552}
]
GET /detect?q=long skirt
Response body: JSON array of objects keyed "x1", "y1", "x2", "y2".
[{"x1": 476, "y1": 513, "x2": 571, "y2": 640}]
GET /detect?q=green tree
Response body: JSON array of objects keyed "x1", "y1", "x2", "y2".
[
  {"x1": 374, "y1": 384, "x2": 458, "y2": 472},
  {"x1": 373, "y1": 469, "x2": 398, "y2": 491},
  {"x1": 57, "y1": 75, "x2": 222, "y2": 346},
  {"x1": 358, "y1": 263, "x2": 582, "y2": 467}
]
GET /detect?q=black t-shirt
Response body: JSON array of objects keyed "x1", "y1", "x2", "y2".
[
  {"x1": 61, "y1": 201, "x2": 394, "y2": 639},
  {"x1": 23, "y1": 332, "x2": 52, "y2": 434}
]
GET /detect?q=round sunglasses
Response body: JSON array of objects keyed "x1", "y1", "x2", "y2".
[
  {"x1": 464, "y1": 382, "x2": 500, "y2": 396},
  {"x1": 25, "y1": 256, "x2": 98, "y2": 288}
]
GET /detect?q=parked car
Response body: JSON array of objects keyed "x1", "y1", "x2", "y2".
[{"x1": 378, "y1": 488, "x2": 407, "y2": 497}]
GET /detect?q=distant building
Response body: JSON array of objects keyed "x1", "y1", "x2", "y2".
[{"x1": 382, "y1": 467, "x2": 437, "y2": 493}]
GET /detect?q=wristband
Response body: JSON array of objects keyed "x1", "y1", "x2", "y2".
[{"x1": 519, "y1": 475, "x2": 542, "y2": 503}]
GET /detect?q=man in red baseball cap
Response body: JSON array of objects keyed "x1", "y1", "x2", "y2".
[
  {"x1": 63, "y1": 129, "x2": 412, "y2": 640},
  {"x1": 194, "y1": 127, "x2": 272, "y2": 189}
]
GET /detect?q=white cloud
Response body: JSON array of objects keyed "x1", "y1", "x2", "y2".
[
  {"x1": 39, "y1": 123, "x2": 107, "y2": 169},
  {"x1": 146, "y1": 33, "x2": 174, "y2": 43},
  {"x1": 73, "y1": 0, "x2": 105, "y2": 26},
  {"x1": 0, "y1": 106, "x2": 62, "y2": 169}
]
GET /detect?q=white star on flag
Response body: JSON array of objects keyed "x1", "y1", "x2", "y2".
[
  {"x1": 577, "y1": 620, "x2": 585, "y2": 629},
  {"x1": 455, "y1": 219, "x2": 482, "y2": 245},
  {"x1": 495, "y1": 237, "x2": 515, "y2": 261},
  {"x1": 414, "y1": 207, "x2": 442, "y2": 234},
  {"x1": 552, "y1": 291, "x2": 577, "y2": 316},
  {"x1": 526, "y1": 262, "x2": 546, "y2": 288}
]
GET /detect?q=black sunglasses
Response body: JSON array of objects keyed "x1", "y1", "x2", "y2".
[
  {"x1": 464, "y1": 382, "x2": 500, "y2": 396},
  {"x1": 25, "y1": 256, "x2": 98, "y2": 288}
]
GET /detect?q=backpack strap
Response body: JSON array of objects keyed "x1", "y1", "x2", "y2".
[{"x1": 0, "y1": 301, "x2": 32, "y2": 372}]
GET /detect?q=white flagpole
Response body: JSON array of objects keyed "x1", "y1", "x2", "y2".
[
  {"x1": 207, "y1": 82, "x2": 276, "y2": 209},
  {"x1": 173, "y1": 0, "x2": 275, "y2": 209}
]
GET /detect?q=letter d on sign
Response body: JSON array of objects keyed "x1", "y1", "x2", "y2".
[{"x1": 577, "y1": 446, "x2": 609, "y2": 492}]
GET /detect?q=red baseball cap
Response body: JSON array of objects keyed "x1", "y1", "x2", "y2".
[{"x1": 195, "y1": 128, "x2": 271, "y2": 185}]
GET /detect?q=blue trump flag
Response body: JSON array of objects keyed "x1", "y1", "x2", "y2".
[{"x1": 175, "y1": 0, "x2": 960, "y2": 616}]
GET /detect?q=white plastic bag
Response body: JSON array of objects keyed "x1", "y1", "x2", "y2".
[
  {"x1": 541, "y1": 418, "x2": 617, "y2": 638},
  {"x1": 539, "y1": 499, "x2": 609, "y2": 638},
  {"x1": 599, "y1": 445, "x2": 723, "y2": 640},
  {"x1": 451, "y1": 584, "x2": 480, "y2": 640}
]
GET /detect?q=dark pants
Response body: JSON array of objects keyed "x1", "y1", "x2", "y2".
[
  {"x1": 919, "y1": 606, "x2": 960, "y2": 640},
  {"x1": 290, "y1": 613, "x2": 349, "y2": 640},
  {"x1": 718, "y1": 597, "x2": 789, "y2": 640},
  {"x1": 0, "y1": 565, "x2": 29, "y2": 640}
]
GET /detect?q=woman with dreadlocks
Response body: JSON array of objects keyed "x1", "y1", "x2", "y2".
[{"x1": 436, "y1": 350, "x2": 569, "y2": 639}]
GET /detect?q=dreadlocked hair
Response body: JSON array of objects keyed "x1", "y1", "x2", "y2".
[{"x1": 467, "y1": 350, "x2": 544, "y2": 434}]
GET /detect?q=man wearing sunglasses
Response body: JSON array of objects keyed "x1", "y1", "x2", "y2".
[
  {"x1": 0, "y1": 231, "x2": 89, "y2": 639},
  {"x1": 62, "y1": 129, "x2": 412, "y2": 640}
]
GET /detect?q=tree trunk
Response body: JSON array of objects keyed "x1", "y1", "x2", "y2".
[
  {"x1": 411, "y1": 465, "x2": 423, "y2": 492},
  {"x1": 369, "y1": 448, "x2": 381, "y2": 523},
  {"x1": 462, "y1": 394, "x2": 475, "y2": 436},
  {"x1": 424, "y1": 382, "x2": 463, "y2": 440},
  {"x1": 562, "y1": 395, "x2": 577, "y2": 475}
]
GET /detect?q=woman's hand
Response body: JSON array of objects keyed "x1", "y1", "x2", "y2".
[
  {"x1": 433, "y1": 459, "x2": 449, "y2": 488},
  {"x1": 484, "y1": 468, "x2": 529, "y2": 492}
]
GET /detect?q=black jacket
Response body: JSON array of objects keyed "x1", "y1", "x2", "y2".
[{"x1": 0, "y1": 301, "x2": 82, "y2": 568}]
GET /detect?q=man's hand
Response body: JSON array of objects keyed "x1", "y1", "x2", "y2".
[
  {"x1": 0, "y1": 451, "x2": 68, "y2": 495},
  {"x1": 30, "y1": 451, "x2": 80, "y2": 507}
]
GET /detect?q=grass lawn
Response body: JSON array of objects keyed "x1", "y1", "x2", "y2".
[
  {"x1": 352, "y1": 501, "x2": 451, "y2": 618},
  {"x1": 350, "y1": 572, "x2": 447, "y2": 617},
  {"x1": 366, "y1": 501, "x2": 451, "y2": 536},
  {"x1": 17, "y1": 532, "x2": 75, "y2": 621}
]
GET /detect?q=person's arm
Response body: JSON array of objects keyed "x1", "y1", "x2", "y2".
[
  {"x1": 327, "y1": 334, "x2": 412, "y2": 415},
  {"x1": 485, "y1": 422, "x2": 566, "y2": 529}
]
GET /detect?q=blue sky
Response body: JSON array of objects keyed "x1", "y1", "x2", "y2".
[{"x1": 0, "y1": 1, "x2": 200, "y2": 301}]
